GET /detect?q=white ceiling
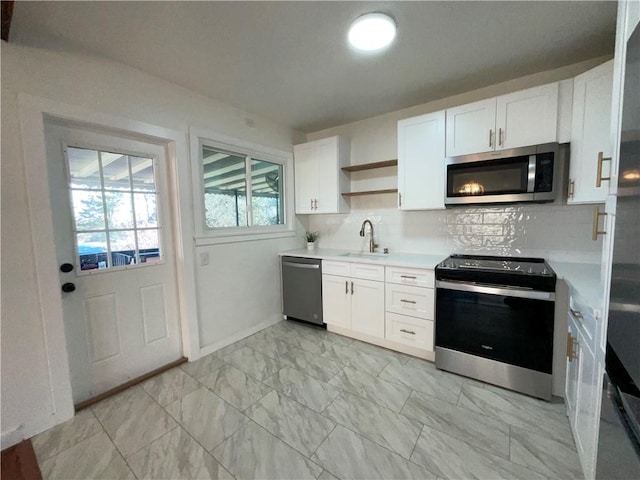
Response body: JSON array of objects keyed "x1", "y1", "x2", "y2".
[{"x1": 10, "y1": 1, "x2": 616, "y2": 133}]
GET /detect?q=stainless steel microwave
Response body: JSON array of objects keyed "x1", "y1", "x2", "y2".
[{"x1": 445, "y1": 143, "x2": 568, "y2": 206}]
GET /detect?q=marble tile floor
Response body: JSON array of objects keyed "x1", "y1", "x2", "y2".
[{"x1": 32, "y1": 320, "x2": 583, "y2": 480}]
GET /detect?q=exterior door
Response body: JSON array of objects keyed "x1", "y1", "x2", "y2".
[{"x1": 44, "y1": 121, "x2": 182, "y2": 405}]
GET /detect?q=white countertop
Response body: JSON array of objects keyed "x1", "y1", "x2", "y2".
[
  {"x1": 548, "y1": 260, "x2": 603, "y2": 315},
  {"x1": 280, "y1": 248, "x2": 446, "y2": 270},
  {"x1": 280, "y1": 249, "x2": 604, "y2": 313}
]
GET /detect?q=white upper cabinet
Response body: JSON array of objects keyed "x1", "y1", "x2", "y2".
[
  {"x1": 496, "y1": 83, "x2": 559, "y2": 150},
  {"x1": 445, "y1": 98, "x2": 497, "y2": 157},
  {"x1": 293, "y1": 136, "x2": 350, "y2": 214},
  {"x1": 568, "y1": 61, "x2": 614, "y2": 205},
  {"x1": 397, "y1": 110, "x2": 446, "y2": 210},
  {"x1": 446, "y1": 83, "x2": 559, "y2": 157}
]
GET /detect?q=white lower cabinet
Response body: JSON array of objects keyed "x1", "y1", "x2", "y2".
[
  {"x1": 384, "y1": 266, "x2": 435, "y2": 353},
  {"x1": 565, "y1": 290, "x2": 604, "y2": 480},
  {"x1": 322, "y1": 260, "x2": 435, "y2": 356},
  {"x1": 322, "y1": 261, "x2": 385, "y2": 338}
]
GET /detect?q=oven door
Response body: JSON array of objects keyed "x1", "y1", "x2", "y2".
[{"x1": 435, "y1": 281, "x2": 555, "y2": 374}]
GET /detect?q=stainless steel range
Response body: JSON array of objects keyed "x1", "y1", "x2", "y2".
[{"x1": 435, "y1": 254, "x2": 556, "y2": 400}]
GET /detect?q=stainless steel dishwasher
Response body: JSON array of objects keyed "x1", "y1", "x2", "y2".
[{"x1": 281, "y1": 256, "x2": 323, "y2": 325}]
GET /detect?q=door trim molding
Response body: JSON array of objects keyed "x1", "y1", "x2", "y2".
[{"x1": 16, "y1": 93, "x2": 201, "y2": 436}]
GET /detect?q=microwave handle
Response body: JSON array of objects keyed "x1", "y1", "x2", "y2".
[{"x1": 527, "y1": 155, "x2": 536, "y2": 192}]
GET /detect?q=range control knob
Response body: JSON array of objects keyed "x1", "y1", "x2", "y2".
[{"x1": 527, "y1": 267, "x2": 534, "y2": 274}]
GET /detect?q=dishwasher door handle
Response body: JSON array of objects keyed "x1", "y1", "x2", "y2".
[{"x1": 282, "y1": 262, "x2": 320, "y2": 269}]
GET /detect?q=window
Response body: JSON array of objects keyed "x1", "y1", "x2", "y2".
[
  {"x1": 202, "y1": 144, "x2": 285, "y2": 230},
  {"x1": 66, "y1": 146, "x2": 162, "y2": 271}
]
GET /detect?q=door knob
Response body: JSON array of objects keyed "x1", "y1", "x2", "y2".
[
  {"x1": 61, "y1": 282, "x2": 76, "y2": 293},
  {"x1": 60, "y1": 263, "x2": 74, "y2": 273}
]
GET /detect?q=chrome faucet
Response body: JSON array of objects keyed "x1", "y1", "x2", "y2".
[{"x1": 359, "y1": 219, "x2": 379, "y2": 253}]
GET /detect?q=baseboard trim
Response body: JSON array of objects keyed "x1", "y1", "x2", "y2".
[
  {"x1": 74, "y1": 357, "x2": 187, "y2": 411},
  {"x1": 198, "y1": 317, "x2": 282, "y2": 358}
]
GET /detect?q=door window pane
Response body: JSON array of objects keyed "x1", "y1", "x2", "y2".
[
  {"x1": 134, "y1": 193, "x2": 158, "y2": 227},
  {"x1": 131, "y1": 157, "x2": 155, "y2": 192},
  {"x1": 105, "y1": 191, "x2": 134, "y2": 229},
  {"x1": 77, "y1": 232, "x2": 107, "y2": 270},
  {"x1": 251, "y1": 159, "x2": 284, "y2": 226},
  {"x1": 102, "y1": 154, "x2": 131, "y2": 191},
  {"x1": 137, "y1": 229, "x2": 160, "y2": 263},
  {"x1": 109, "y1": 230, "x2": 136, "y2": 266},
  {"x1": 68, "y1": 147, "x2": 102, "y2": 190},
  {"x1": 71, "y1": 190, "x2": 106, "y2": 231}
]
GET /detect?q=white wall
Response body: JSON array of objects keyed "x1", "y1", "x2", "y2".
[
  {"x1": 304, "y1": 57, "x2": 611, "y2": 264},
  {"x1": 0, "y1": 42, "x2": 304, "y2": 446}
]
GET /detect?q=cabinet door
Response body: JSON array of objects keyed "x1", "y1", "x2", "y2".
[
  {"x1": 574, "y1": 330, "x2": 602, "y2": 480},
  {"x1": 315, "y1": 137, "x2": 339, "y2": 213},
  {"x1": 398, "y1": 111, "x2": 446, "y2": 210},
  {"x1": 350, "y1": 278, "x2": 385, "y2": 338},
  {"x1": 446, "y1": 98, "x2": 497, "y2": 156},
  {"x1": 496, "y1": 83, "x2": 559, "y2": 150},
  {"x1": 294, "y1": 142, "x2": 318, "y2": 214},
  {"x1": 322, "y1": 274, "x2": 351, "y2": 329},
  {"x1": 566, "y1": 314, "x2": 581, "y2": 429},
  {"x1": 568, "y1": 61, "x2": 614, "y2": 204}
]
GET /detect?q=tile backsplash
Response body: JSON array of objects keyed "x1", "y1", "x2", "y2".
[{"x1": 304, "y1": 196, "x2": 602, "y2": 264}]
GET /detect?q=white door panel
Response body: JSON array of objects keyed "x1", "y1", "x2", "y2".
[{"x1": 45, "y1": 121, "x2": 182, "y2": 404}]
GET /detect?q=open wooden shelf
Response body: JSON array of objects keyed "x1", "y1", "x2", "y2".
[
  {"x1": 342, "y1": 188, "x2": 398, "y2": 197},
  {"x1": 342, "y1": 159, "x2": 397, "y2": 172}
]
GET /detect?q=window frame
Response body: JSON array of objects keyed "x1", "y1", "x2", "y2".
[
  {"x1": 190, "y1": 128, "x2": 295, "y2": 245},
  {"x1": 62, "y1": 142, "x2": 166, "y2": 275}
]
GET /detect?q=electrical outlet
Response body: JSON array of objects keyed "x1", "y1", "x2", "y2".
[{"x1": 199, "y1": 252, "x2": 210, "y2": 266}]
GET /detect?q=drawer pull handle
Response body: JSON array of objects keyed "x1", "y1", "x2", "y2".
[
  {"x1": 570, "y1": 308, "x2": 583, "y2": 320},
  {"x1": 400, "y1": 299, "x2": 416, "y2": 304},
  {"x1": 592, "y1": 206, "x2": 607, "y2": 241},
  {"x1": 351, "y1": 281, "x2": 354, "y2": 295},
  {"x1": 400, "y1": 275, "x2": 417, "y2": 280},
  {"x1": 596, "y1": 152, "x2": 612, "y2": 187},
  {"x1": 400, "y1": 329, "x2": 416, "y2": 335},
  {"x1": 345, "y1": 280, "x2": 349, "y2": 294}
]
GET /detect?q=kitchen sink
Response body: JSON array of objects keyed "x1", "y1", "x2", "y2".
[{"x1": 338, "y1": 252, "x2": 387, "y2": 260}]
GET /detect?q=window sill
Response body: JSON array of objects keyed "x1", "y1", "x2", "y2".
[{"x1": 194, "y1": 229, "x2": 297, "y2": 246}]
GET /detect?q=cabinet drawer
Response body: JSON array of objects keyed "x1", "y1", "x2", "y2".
[
  {"x1": 350, "y1": 262, "x2": 385, "y2": 282},
  {"x1": 322, "y1": 260, "x2": 350, "y2": 277},
  {"x1": 385, "y1": 283, "x2": 434, "y2": 320},
  {"x1": 385, "y1": 266, "x2": 434, "y2": 288},
  {"x1": 385, "y1": 313, "x2": 434, "y2": 351}
]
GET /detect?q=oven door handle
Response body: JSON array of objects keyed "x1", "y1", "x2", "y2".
[{"x1": 436, "y1": 280, "x2": 555, "y2": 301}]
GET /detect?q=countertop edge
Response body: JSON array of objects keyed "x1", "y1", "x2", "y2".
[{"x1": 279, "y1": 248, "x2": 446, "y2": 270}]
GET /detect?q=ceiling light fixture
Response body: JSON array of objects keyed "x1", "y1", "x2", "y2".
[{"x1": 348, "y1": 13, "x2": 396, "y2": 52}]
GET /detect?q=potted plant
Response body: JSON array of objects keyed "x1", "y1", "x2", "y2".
[{"x1": 304, "y1": 231, "x2": 319, "y2": 250}]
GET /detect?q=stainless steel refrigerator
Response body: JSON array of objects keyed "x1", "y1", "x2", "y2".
[{"x1": 595, "y1": 21, "x2": 640, "y2": 479}]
